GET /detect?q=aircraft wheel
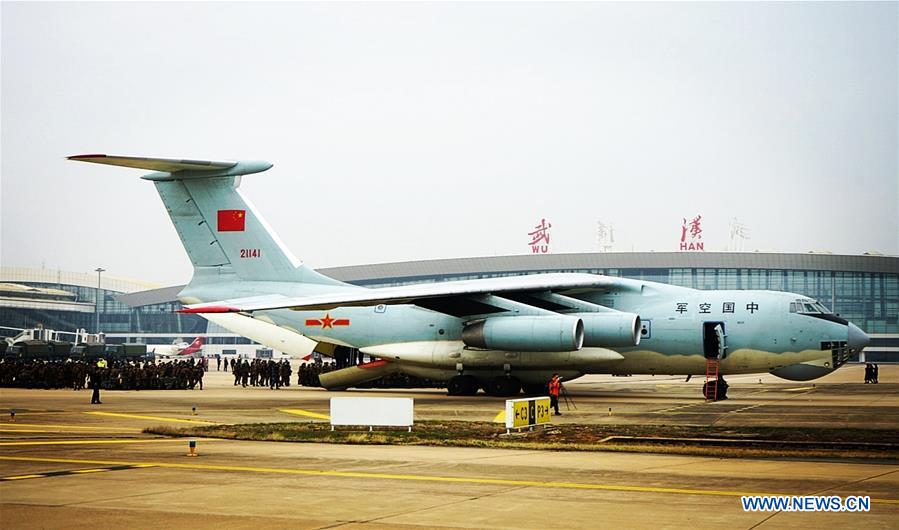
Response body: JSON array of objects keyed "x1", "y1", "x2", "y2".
[
  {"x1": 487, "y1": 376, "x2": 521, "y2": 397},
  {"x1": 522, "y1": 383, "x2": 547, "y2": 396},
  {"x1": 702, "y1": 380, "x2": 729, "y2": 401},
  {"x1": 447, "y1": 375, "x2": 479, "y2": 396},
  {"x1": 447, "y1": 377, "x2": 464, "y2": 396},
  {"x1": 717, "y1": 378, "x2": 729, "y2": 400}
]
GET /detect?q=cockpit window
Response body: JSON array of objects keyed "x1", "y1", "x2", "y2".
[
  {"x1": 812, "y1": 302, "x2": 832, "y2": 314},
  {"x1": 790, "y1": 299, "x2": 833, "y2": 314}
]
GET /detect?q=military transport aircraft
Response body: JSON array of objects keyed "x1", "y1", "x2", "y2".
[{"x1": 70, "y1": 154, "x2": 870, "y2": 399}]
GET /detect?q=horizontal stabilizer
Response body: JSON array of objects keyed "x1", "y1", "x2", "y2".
[
  {"x1": 68, "y1": 154, "x2": 237, "y2": 173},
  {"x1": 69, "y1": 154, "x2": 273, "y2": 180}
]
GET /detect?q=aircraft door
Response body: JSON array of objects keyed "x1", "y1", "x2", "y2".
[{"x1": 702, "y1": 322, "x2": 727, "y2": 360}]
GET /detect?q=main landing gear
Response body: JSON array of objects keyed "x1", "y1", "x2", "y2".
[
  {"x1": 521, "y1": 383, "x2": 547, "y2": 396},
  {"x1": 447, "y1": 375, "x2": 479, "y2": 396},
  {"x1": 486, "y1": 376, "x2": 521, "y2": 397},
  {"x1": 446, "y1": 375, "x2": 523, "y2": 397}
]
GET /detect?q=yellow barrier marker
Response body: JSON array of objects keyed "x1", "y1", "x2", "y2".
[
  {"x1": 84, "y1": 412, "x2": 216, "y2": 425},
  {"x1": 187, "y1": 439, "x2": 198, "y2": 457},
  {"x1": 492, "y1": 410, "x2": 506, "y2": 423},
  {"x1": 278, "y1": 408, "x2": 330, "y2": 420},
  {"x1": 10, "y1": 410, "x2": 15, "y2": 423}
]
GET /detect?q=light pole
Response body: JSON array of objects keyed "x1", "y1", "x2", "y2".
[{"x1": 95, "y1": 267, "x2": 105, "y2": 333}]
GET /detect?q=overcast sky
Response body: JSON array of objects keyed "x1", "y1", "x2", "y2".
[{"x1": 2, "y1": 2, "x2": 897, "y2": 286}]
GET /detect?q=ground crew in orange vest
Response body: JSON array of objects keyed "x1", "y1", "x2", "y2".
[{"x1": 548, "y1": 373, "x2": 562, "y2": 416}]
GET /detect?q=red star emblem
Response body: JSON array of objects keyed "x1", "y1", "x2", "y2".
[{"x1": 305, "y1": 314, "x2": 350, "y2": 328}]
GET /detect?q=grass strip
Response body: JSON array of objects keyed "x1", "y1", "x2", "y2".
[{"x1": 145, "y1": 421, "x2": 899, "y2": 460}]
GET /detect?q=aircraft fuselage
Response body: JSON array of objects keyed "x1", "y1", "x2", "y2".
[{"x1": 184, "y1": 276, "x2": 860, "y2": 386}]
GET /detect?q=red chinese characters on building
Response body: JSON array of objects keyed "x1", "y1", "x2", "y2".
[
  {"x1": 528, "y1": 218, "x2": 552, "y2": 254},
  {"x1": 680, "y1": 215, "x2": 704, "y2": 251}
]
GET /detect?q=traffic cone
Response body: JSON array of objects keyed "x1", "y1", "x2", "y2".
[{"x1": 186, "y1": 439, "x2": 198, "y2": 457}]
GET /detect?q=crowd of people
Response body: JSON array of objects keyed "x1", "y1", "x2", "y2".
[
  {"x1": 1, "y1": 355, "x2": 446, "y2": 392},
  {"x1": 0, "y1": 358, "x2": 207, "y2": 391},
  {"x1": 224, "y1": 358, "x2": 293, "y2": 389}
]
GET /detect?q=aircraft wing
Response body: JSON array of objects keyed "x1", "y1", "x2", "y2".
[{"x1": 179, "y1": 273, "x2": 634, "y2": 314}]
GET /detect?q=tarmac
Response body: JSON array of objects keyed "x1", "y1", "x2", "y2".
[{"x1": 1, "y1": 363, "x2": 897, "y2": 529}]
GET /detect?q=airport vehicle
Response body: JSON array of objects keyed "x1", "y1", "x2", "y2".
[
  {"x1": 70, "y1": 342, "x2": 106, "y2": 359},
  {"x1": 146, "y1": 336, "x2": 204, "y2": 358},
  {"x1": 104, "y1": 343, "x2": 151, "y2": 361},
  {"x1": 70, "y1": 342, "x2": 150, "y2": 361},
  {"x1": 5, "y1": 339, "x2": 72, "y2": 360},
  {"x1": 70, "y1": 154, "x2": 870, "y2": 398}
]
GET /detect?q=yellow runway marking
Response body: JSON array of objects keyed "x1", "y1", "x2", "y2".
[
  {"x1": 7, "y1": 423, "x2": 140, "y2": 431},
  {"x1": 2, "y1": 423, "x2": 142, "y2": 432},
  {"x1": 72, "y1": 468, "x2": 106, "y2": 474},
  {"x1": 0, "y1": 429, "x2": 54, "y2": 433},
  {"x1": 783, "y1": 387, "x2": 815, "y2": 392},
  {"x1": 4, "y1": 474, "x2": 44, "y2": 480},
  {"x1": 278, "y1": 408, "x2": 330, "y2": 420},
  {"x1": 1, "y1": 455, "x2": 896, "y2": 505},
  {"x1": 84, "y1": 412, "x2": 216, "y2": 425},
  {"x1": 0, "y1": 439, "x2": 220, "y2": 446}
]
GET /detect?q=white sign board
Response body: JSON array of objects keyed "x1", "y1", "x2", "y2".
[{"x1": 330, "y1": 397, "x2": 414, "y2": 429}]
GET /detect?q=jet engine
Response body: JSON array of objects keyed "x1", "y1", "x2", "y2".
[
  {"x1": 461, "y1": 315, "x2": 584, "y2": 352},
  {"x1": 577, "y1": 312, "x2": 642, "y2": 347}
]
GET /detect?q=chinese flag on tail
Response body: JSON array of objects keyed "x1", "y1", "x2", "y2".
[{"x1": 217, "y1": 209, "x2": 246, "y2": 232}]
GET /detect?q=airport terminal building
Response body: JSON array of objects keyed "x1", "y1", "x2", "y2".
[{"x1": 2, "y1": 252, "x2": 897, "y2": 362}]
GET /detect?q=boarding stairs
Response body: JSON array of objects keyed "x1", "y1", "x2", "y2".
[{"x1": 704, "y1": 358, "x2": 720, "y2": 401}]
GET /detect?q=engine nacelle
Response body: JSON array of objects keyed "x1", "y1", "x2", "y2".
[
  {"x1": 577, "y1": 312, "x2": 641, "y2": 347},
  {"x1": 462, "y1": 315, "x2": 584, "y2": 352},
  {"x1": 319, "y1": 360, "x2": 400, "y2": 390}
]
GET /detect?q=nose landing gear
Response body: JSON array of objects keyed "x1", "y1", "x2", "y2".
[{"x1": 702, "y1": 375, "x2": 729, "y2": 400}]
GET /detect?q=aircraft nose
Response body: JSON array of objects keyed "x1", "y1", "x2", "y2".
[{"x1": 848, "y1": 323, "x2": 869, "y2": 349}]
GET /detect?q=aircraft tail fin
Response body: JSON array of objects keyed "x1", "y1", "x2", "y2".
[
  {"x1": 68, "y1": 154, "x2": 346, "y2": 287},
  {"x1": 178, "y1": 336, "x2": 204, "y2": 355}
]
